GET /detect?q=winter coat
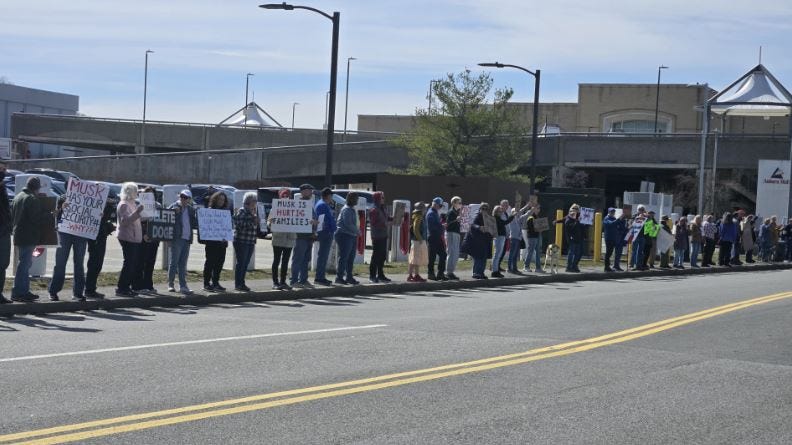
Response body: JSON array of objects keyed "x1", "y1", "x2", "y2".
[
  {"x1": 10, "y1": 188, "x2": 43, "y2": 246},
  {"x1": 674, "y1": 224, "x2": 689, "y2": 250},
  {"x1": 740, "y1": 220, "x2": 754, "y2": 251},
  {"x1": 460, "y1": 212, "x2": 493, "y2": 259}
]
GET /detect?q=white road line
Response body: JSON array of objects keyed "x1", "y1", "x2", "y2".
[{"x1": 0, "y1": 324, "x2": 388, "y2": 363}]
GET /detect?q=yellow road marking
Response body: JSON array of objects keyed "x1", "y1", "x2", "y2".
[{"x1": 4, "y1": 291, "x2": 791, "y2": 445}]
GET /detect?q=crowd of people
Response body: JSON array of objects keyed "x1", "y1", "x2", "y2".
[{"x1": 1, "y1": 161, "x2": 788, "y2": 304}]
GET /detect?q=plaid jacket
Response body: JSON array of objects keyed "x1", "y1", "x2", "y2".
[{"x1": 233, "y1": 208, "x2": 258, "y2": 245}]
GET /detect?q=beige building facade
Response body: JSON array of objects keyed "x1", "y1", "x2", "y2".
[{"x1": 358, "y1": 83, "x2": 790, "y2": 135}]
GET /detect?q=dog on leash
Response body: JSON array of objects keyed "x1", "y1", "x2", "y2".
[{"x1": 544, "y1": 244, "x2": 561, "y2": 274}]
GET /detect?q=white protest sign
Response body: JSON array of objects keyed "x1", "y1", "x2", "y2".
[
  {"x1": 655, "y1": 228, "x2": 674, "y2": 254},
  {"x1": 139, "y1": 192, "x2": 157, "y2": 218},
  {"x1": 269, "y1": 198, "x2": 314, "y2": 233},
  {"x1": 257, "y1": 203, "x2": 268, "y2": 234},
  {"x1": 460, "y1": 204, "x2": 479, "y2": 233},
  {"x1": 197, "y1": 208, "x2": 234, "y2": 241},
  {"x1": 58, "y1": 178, "x2": 111, "y2": 240},
  {"x1": 579, "y1": 207, "x2": 595, "y2": 225}
]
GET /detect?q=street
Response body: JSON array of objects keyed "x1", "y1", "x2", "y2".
[{"x1": 1, "y1": 270, "x2": 791, "y2": 444}]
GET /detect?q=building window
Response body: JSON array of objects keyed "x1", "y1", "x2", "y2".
[
  {"x1": 610, "y1": 119, "x2": 668, "y2": 134},
  {"x1": 602, "y1": 111, "x2": 673, "y2": 134}
]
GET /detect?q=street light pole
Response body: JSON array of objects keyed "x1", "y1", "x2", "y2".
[
  {"x1": 654, "y1": 65, "x2": 668, "y2": 134},
  {"x1": 343, "y1": 57, "x2": 356, "y2": 137},
  {"x1": 260, "y1": 2, "x2": 340, "y2": 187},
  {"x1": 478, "y1": 62, "x2": 541, "y2": 194},
  {"x1": 141, "y1": 49, "x2": 154, "y2": 154},
  {"x1": 292, "y1": 102, "x2": 299, "y2": 129},
  {"x1": 245, "y1": 73, "x2": 254, "y2": 127}
]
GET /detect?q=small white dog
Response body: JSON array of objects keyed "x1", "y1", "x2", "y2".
[{"x1": 544, "y1": 244, "x2": 561, "y2": 274}]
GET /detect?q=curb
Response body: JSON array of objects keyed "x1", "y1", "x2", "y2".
[{"x1": 2, "y1": 263, "x2": 791, "y2": 316}]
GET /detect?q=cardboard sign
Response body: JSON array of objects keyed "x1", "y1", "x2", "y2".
[
  {"x1": 38, "y1": 196, "x2": 58, "y2": 246},
  {"x1": 655, "y1": 228, "x2": 674, "y2": 254},
  {"x1": 579, "y1": 207, "x2": 595, "y2": 225},
  {"x1": 147, "y1": 209, "x2": 176, "y2": 241},
  {"x1": 269, "y1": 198, "x2": 314, "y2": 233},
  {"x1": 139, "y1": 192, "x2": 157, "y2": 218},
  {"x1": 197, "y1": 208, "x2": 234, "y2": 241},
  {"x1": 533, "y1": 217, "x2": 550, "y2": 232},
  {"x1": 58, "y1": 178, "x2": 111, "y2": 240}
]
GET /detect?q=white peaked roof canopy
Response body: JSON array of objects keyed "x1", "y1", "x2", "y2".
[
  {"x1": 218, "y1": 102, "x2": 283, "y2": 127},
  {"x1": 709, "y1": 64, "x2": 792, "y2": 117}
]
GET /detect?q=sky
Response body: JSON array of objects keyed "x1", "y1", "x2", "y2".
[{"x1": 2, "y1": 0, "x2": 792, "y2": 130}]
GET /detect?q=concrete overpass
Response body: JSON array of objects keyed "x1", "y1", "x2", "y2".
[{"x1": 10, "y1": 113, "x2": 398, "y2": 154}]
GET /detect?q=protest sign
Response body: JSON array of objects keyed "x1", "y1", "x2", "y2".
[
  {"x1": 139, "y1": 192, "x2": 157, "y2": 218},
  {"x1": 269, "y1": 198, "x2": 314, "y2": 233},
  {"x1": 625, "y1": 217, "x2": 645, "y2": 242},
  {"x1": 58, "y1": 178, "x2": 110, "y2": 240},
  {"x1": 147, "y1": 209, "x2": 176, "y2": 241},
  {"x1": 655, "y1": 228, "x2": 674, "y2": 254},
  {"x1": 579, "y1": 207, "x2": 595, "y2": 225},
  {"x1": 38, "y1": 196, "x2": 58, "y2": 246},
  {"x1": 257, "y1": 203, "x2": 268, "y2": 234},
  {"x1": 392, "y1": 201, "x2": 407, "y2": 228},
  {"x1": 197, "y1": 208, "x2": 234, "y2": 241},
  {"x1": 533, "y1": 217, "x2": 550, "y2": 232},
  {"x1": 460, "y1": 204, "x2": 481, "y2": 233}
]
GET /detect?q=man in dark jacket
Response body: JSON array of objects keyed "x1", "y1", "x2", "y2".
[
  {"x1": 10, "y1": 176, "x2": 44, "y2": 302},
  {"x1": 426, "y1": 197, "x2": 447, "y2": 281},
  {"x1": 602, "y1": 208, "x2": 628, "y2": 272},
  {"x1": 84, "y1": 198, "x2": 117, "y2": 299},
  {"x1": 564, "y1": 205, "x2": 586, "y2": 272},
  {"x1": 0, "y1": 161, "x2": 10, "y2": 303}
]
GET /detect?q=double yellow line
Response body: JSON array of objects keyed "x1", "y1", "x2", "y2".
[{"x1": 4, "y1": 291, "x2": 792, "y2": 445}]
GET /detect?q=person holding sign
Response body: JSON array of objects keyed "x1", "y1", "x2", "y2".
[
  {"x1": 167, "y1": 190, "x2": 198, "y2": 295},
  {"x1": 368, "y1": 191, "x2": 393, "y2": 283},
  {"x1": 445, "y1": 196, "x2": 463, "y2": 280},
  {"x1": 335, "y1": 192, "x2": 361, "y2": 285},
  {"x1": 269, "y1": 189, "x2": 296, "y2": 290},
  {"x1": 47, "y1": 195, "x2": 87, "y2": 301},
  {"x1": 85, "y1": 196, "x2": 117, "y2": 299},
  {"x1": 233, "y1": 192, "x2": 258, "y2": 292},
  {"x1": 201, "y1": 192, "x2": 231, "y2": 292},
  {"x1": 116, "y1": 182, "x2": 144, "y2": 297},
  {"x1": 563, "y1": 204, "x2": 585, "y2": 273},
  {"x1": 523, "y1": 206, "x2": 545, "y2": 273},
  {"x1": 460, "y1": 202, "x2": 494, "y2": 280},
  {"x1": 132, "y1": 186, "x2": 160, "y2": 295},
  {"x1": 289, "y1": 184, "x2": 317, "y2": 288}
]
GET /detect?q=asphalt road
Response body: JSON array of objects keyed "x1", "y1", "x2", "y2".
[{"x1": 1, "y1": 270, "x2": 791, "y2": 444}]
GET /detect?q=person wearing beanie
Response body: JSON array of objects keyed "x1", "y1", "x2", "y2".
[
  {"x1": 368, "y1": 191, "x2": 392, "y2": 283},
  {"x1": 10, "y1": 176, "x2": 45, "y2": 302},
  {"x1": 426, "y1": 197, "x2": 448, "y2": 281}
]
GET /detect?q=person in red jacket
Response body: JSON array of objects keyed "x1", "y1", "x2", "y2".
[{"x1": 368, "y1": 192, "x2": 393, "y2": 283}]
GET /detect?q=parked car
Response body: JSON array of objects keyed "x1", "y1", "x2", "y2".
[
  {"x1": 331, "y1": 189, "x2": 376, "y2": 209},
  {"x1": 24, "y1": 168, "x2": 79, "y2": 184},
  {"x1": 188, "y1": 184, "x2": 236, "y2": 207}
]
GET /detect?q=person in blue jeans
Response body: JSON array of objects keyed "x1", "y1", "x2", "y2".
[
  {"x1": 523, "y1": 206, "x2": 544, "y2": 273},
  {"x1": 563, "y1": 205, "x2": 585, "y2": 272},
  {"x1": 290, "y1": 184, "x2": 317, "y2": 287},
  {"x1": 48, "y1": 196, "x2": 89, "y2": 301},
  {"x1": 168, "y1": 190, "x2": 197, "y2": 294},
  {"x1": 313, "y1": 187, "x2": 336, "y2": 286},
  {"x1": 334, "y1": 192, "x2": 361, "y2": 285},
  {"x1": 10, "y1": 176, "x2": 45, "y2": 302},
  {"x1": 233, "y1": 192, "x2": 259, "y2": 291}
]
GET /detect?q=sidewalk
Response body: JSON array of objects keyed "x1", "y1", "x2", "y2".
[{"x1": 3, "y1": 262, "x2": 791, "y2": 316}]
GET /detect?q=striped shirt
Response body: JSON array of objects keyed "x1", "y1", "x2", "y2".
[{"x1": 701, "y1": 221, "x2": 717, "y2": 239}]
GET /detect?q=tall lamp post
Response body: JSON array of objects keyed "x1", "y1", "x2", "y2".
[
  {"x1": 141, "y1": 49, "x2": 154, "y2": 154},
  {"x1": 478, "y1": 62, "x2": 541, "y2": 194},
  {"x1": 260, "y1": 2, "x2": 340, "y2": 187},
  {"x1": 654, "y1": 65, "x2": 668, "y2": 134},
  {"x1": 244, "y1": 72, "x2": 255, "y2": 127},
  {"x1": 291, "y1": 102, "x2": 299, "y2": 129},
  {"x1": 343, "y1": 57, "x2": 356, "y2": 137}
]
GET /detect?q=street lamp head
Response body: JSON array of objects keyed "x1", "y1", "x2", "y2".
[
  {"x1": 478, "y1": 62, "x2": 504, "y2": 68},
  {"x1": 348, "y1": 57, "x2": 357, "y2": 61},
  {"x1": 146, "y1": 49, "x2": 154, "y2": 54},
  {"x1": 659, "y1": 65, "x2": 669, "y2": 70},
  {"x1": 259, "y1": 3, "x2": 294, "y2": 10}
]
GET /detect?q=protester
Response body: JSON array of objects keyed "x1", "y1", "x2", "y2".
[
  {"x1": 563, "y1": 204, "x2": 585, "y2": 273},
  {"x1": 673, "y1": 216, "x2": 689, "y2": 269},
  {"x1": 313, "y1": 187, "x2": 336, "y2": 286},
  {"x1": 769, "y1": 216, "x2": 781, "y2": 261},
  {"x1": 701, "y1": 214, "x2": 717, "y2": 267},
  {"x1": 46, "y1": 195, "x2": 86, "y2": 301},
  {"x1": 689, "y1": 215, "x2": 703, "y2": 268},
  {"x1": 426, "y1": 197, "x2": 448, "y2": 281},
  {"x1": 131, "y1": 186, "x2": 159, "y2": 295},
  {"x1": 0, "y1": 161, "x2": 11, "y2": 304},
  {"x1": 491, "y1": 200, "x2": 515, "y2": 277},
  {"x1": 116, "y1": 182, "x2": 144, "y2": 297},
  {"x1": 641, "y1": 211, "x2": 659, "y2": 270},
  {"x1": 168, "y1": 189, "x2": 198, "y2": 294},
  {"x1": 759, "y1": 217, "x2": 773, "y2": 262},
  {"x1": 233, "y1": 192, "x2": 258, "y2": 292},
  {"x1": 603, "y1": 207, "x2": 627, "y2": 272},
  {"x1": 522, "y1": 205, "x2": 544, "y2": 273},
  {"x1": 368, "y1": 191, "x2": 392, "y2": 283},
  {"x1": 658, "y1": 215, "x2": 672, "y2": 268},
  {"x1": 461, "y1": 202, "x2": 494, "y2": 279},
  {"x1": 730, "y1": 212, "x2": 744, "y2": 265},
  {"x1": 289, "y1": 184, "x2": 317, "y2": 288},
  {"x1": 407, "y1": 202, "x2": 428, "y2": 282},
  {"x1": 10, "y1": 176, "x2": 44, "y2": 302},
  {"x1": 783, "y1": 218, "x2": 792, "y2": 262},
  {"x1": 718, "y1": 212, "x2": 737, "y2": 266},
  {"x1": 629, "y1": 205, "x2": 647, "y2": 270},
  {"x1": 269, "y1": 188, "x2": 296, "y2": 290},
  {"x1": 445, "y1": 196, "x2": 463, "y2": 280},
  {"x1": 201, "y1": 191, "x2": 230, "y2": 292},
  {"x1": 741, "y1": 215, "x2": 756, "y2": 263},
  {"x1": 335, "y1": 192, "x2": 361, "y2": 285},
  {"x1": 506, "y1": 201, "x2": 532, "y2": 274},
  {"x1": 84, "y1": 196, "x2": 117, "y2": 299}
]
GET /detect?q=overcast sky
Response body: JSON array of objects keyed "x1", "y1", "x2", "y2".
[{"x1": 2, "y1": 0, "x2": 791, "y2": 130}]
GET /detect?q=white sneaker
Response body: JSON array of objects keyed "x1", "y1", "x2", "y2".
[
  {"x1": 180, "y1": 287, "x2": 193, "y2": 295},
  {"x1": 168, "y1": 285, "x2": 176, "y2": 292}
]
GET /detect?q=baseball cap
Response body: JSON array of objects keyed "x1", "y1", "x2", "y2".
[
  {"x1": 299, "y1": 183, "x2": 314, "y2": 191},
  {"x1": 432, "y1": 197, "x2": 443, "y2": 205},
  {"x1": 608, "y1": 207, "x2": 616, "y2": 213},
  {"x1": 180, "y1": 189, "x2": 192, "y2": 198}
]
